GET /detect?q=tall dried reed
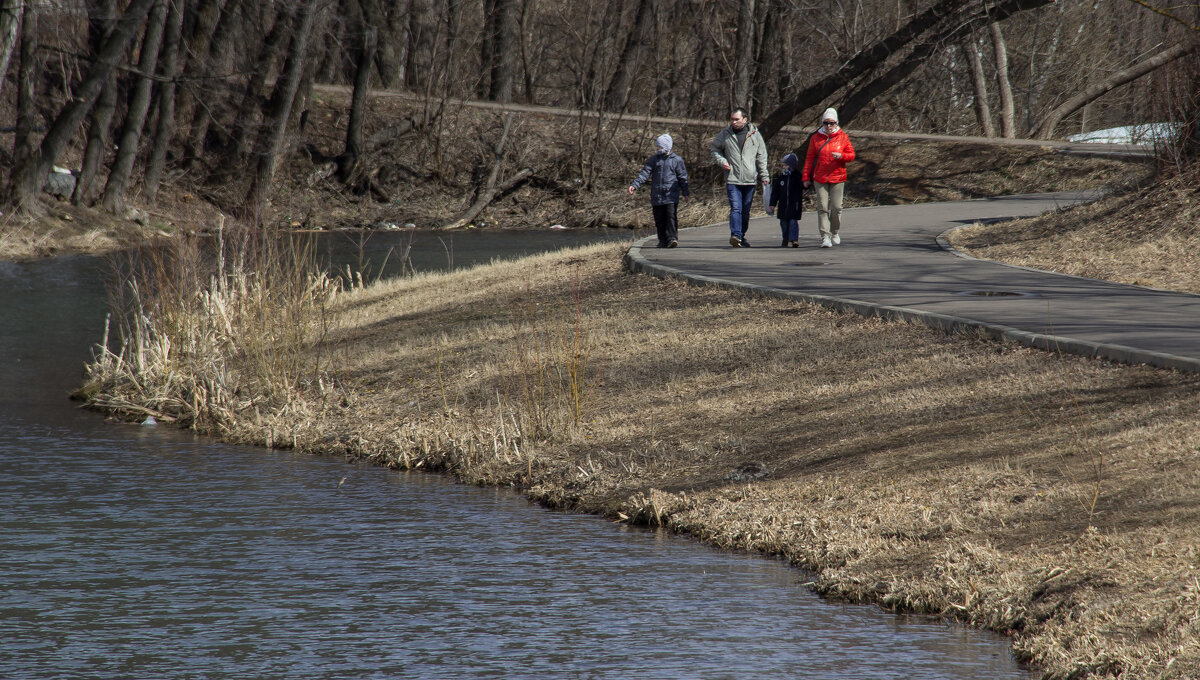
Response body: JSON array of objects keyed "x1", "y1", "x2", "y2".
[
  {"x1": 503, "y1": 264, "x2": 595, "y2": 443},
  {"x1": 78, "y1": 220, "x2": 340, "y2": 431}
]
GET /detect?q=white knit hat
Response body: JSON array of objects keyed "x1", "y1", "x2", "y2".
[
  {"x1": 656, "y1": 133, "x2": 673, "y2": 152},
  {"x1": 822, "y1": 108, "x2": 839, "y2": 124}
]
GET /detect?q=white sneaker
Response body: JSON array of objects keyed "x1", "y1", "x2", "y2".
[
  {"x1": 832, "y1": 234, "x2": 841, "y2": 245},
  {"x1": 821, "y1": 236, "x2": 832, "y2": 248}
]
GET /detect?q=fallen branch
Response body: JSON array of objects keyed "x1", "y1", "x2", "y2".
[
  {"x1": 442, "y1": 113, "x2": 525, "y2": 230},
  {"x1": 441, "y1": 167, "x2": 533, "y2": 230}
]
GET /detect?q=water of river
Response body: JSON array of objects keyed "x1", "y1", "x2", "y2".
[{"x1": 0, "y1": 232, "x2": 1032, "y2": 679}]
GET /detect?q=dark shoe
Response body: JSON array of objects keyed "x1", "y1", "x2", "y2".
[
  {"x1": 730, "y1": 236, "x2": 741, "y2": 247},
  {"x1": 740, "y1": 239, "x2": 751, "y2": 248},
  {"x1": 790, "y1": 240, "x2": 799, "y2": 248},
  {"x1": 668, "y1": 240, "x2": 678, "y2": 248},
  {"x1": 781, "y1": 240, "x2": 788, "y2": 247}
]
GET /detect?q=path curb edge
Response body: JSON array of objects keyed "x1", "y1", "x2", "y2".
[{"x1": 624, "y1": 234, "x2": 1200, "y2": 375}]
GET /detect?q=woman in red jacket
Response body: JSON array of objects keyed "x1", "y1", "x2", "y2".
[{"x1": 802, "y1": 107, "x2": 855, "y2": 248}]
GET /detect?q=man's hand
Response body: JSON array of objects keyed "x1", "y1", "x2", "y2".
[
  {"x1": 721, "y1": 162, "x2": 731, "y2": 171},
  {"x1": 627, "y1": 186, "x2": 636, "y2": 195}
]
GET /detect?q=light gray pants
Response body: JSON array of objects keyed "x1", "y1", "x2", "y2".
[{"x1": 815, "y1": 182, "x2": 844, "y2": 238}]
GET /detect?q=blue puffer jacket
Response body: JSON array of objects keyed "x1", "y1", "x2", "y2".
[{"x1": 631, "y1": 152, "x2": 690, "y2": 206}]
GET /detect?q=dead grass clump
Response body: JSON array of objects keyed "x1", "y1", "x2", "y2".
[
  {"x1": 77, "y1": 223, "x2": 340, "y2": 435},
  {"x1": 948, "y1": 169, "x2": 1200, "y2": 293}
]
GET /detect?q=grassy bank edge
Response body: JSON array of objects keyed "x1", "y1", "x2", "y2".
[{"x1": 78, "y1": 237, "x2": 1200, "y2": 680}]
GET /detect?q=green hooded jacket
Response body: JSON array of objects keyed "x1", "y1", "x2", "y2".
[{"x1": 710, "y1": 123, "x2": 769, "y2": 186}]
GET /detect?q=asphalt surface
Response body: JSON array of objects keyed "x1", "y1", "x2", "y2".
[{"x1": 626, "y1": 190, "x2": 1200, "y2": 374}]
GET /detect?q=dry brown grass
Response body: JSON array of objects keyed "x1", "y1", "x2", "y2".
[
  {"x1": 82, "y1": 236, "x2": 1200, "y2": 679},
  {"x1": 949, "y1": 170, "x2": 1200, "y2": 293}
]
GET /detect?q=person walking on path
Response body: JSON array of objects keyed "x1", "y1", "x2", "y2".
[
  {"x1": 767, "y1": 152, "x2": 804, "y2": 247},
  {"x1": 803, "y1": 107, "x2": 855, "y2": 248},
  {"x1": 711, "y1": 107, "x2": 769, "y2": 248},
  {"x1": 629, "y1": 134, "x2": 690, "y2": 248}
]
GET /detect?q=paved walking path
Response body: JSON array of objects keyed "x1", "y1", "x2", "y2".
[{"x1": 626, "y1": 190, "x2": 1200, "y2": 373}]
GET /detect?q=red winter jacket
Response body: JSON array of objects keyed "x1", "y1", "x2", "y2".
[{"x1": 802, "y1": 127, "x2": 855, "y2": 184}]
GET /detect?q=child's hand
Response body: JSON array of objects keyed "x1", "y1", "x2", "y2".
[{"x1": 627, "y1": 186, "x2": 635, "y2": 195}]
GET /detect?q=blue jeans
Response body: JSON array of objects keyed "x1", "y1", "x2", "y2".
[
  {"x1": 726, "y1": 184, "x2": 756, "y2": 240},
  {"x1": 779, "y1": 218, "x2": 799, "y2": 241}
]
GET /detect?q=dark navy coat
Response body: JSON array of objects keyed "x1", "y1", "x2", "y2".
[
  {"x1": 769, "y1": 170, "x2": 804, "y2": 220},
  {"x1": 631, "y1": 152, "x2": 690, "y2": 206}
]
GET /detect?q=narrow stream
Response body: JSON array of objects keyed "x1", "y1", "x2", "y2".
[{"x1": 0, "y1": 233, "x2": 1032, "y2": 679}]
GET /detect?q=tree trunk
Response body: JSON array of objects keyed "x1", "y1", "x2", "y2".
[
  {"x1": 602, "y1": 0, "x2": 656, "y2": 112},
  {"x1": 72, "y1": 0, "x2": 119, "y2": 205},
  {"x1": 962, "y1": 35, "x2": 994, "y2": 137},
  {"x1": 487, "y1": 0, "x2": 520, "y2": 103},
  {"x1": 9, "y1": 0, "x2": 36, "y2": 182},
  {"x1": 143, "y1": 0, "x2": 184, "y2": 205},
  {"x1": 182, "y1": 0, "x2": 241, "y2": 171},
  {"x1": 102, "y1": 0, "x2": 169, "y2": 213},
  {"x1": 172, "y1": 0, "x2": 227, "y2": 140},
  {"x1": 229, "y1": 6, "x2": 292, "y2": 163},
  {"x1": 8, "y1": 0, "x2": 156, "y2": 212},
  {"x1": 479, "y1": 0, "x2": 498, "y2": 98},
  {"x1": 405, "y1": 0, "x2": 433, "y2": 92},
  {"x1": 732, "y1": 0, "x2": 755, "y2": 109},
  {"x1": 751, "y1": 0, "x2": 780, "y2": 120},
  {"x1": 989, "y1": 20, "x2": 1015, "y2": 138},
  {"x1": 244, "y1": 0, "x2": 320, "y2": 223},
  {"x1": 338, "y1": 22, "x2": 377, "y2": 182},
  {"x1": 1031, "y1": 41, "x2": 1200, "y2": 140},
  {"x1": 0, "y1": 0, "x2": 21, "y2": 104}
]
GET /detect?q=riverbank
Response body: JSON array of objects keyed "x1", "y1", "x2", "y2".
[{"x1": 81, "y1": 235, "x2": 1200, "y2": 679}]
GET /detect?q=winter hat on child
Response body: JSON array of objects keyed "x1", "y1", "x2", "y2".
[
  {"x1": 821, "y1": 108, "x2": 839, "y2": 125},
  {"x1": 656, "y1": 133, "x2": 673, "y2": 152},
  {"x1": 783, "y1": 153, "x2": 799, "y2": 169}
]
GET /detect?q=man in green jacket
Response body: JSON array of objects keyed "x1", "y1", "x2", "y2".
[{"x1": 711, "y1": 107, "x2": 770, "y2": 247}]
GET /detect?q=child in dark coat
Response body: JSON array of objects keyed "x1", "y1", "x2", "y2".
[
  {"x1": 767, "y1": 152, "x2": 804, "y2": 247},
  {"x1": 628, "y1": 134, "x2": 690, "y2": 248}
]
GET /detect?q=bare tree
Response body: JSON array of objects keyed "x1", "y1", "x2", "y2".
[
  {"x1": 9, "y1": 0, "x2": 36, "y2": 176},
  {"x1": 602, "y1": 0, "x2": 656, "y2": 112},
  {"x1": 1031, "y1": 40, "x2": 1200, "y2": 139},
  {"x1": 0, "y1": 0, "x2": 20, "y2": 103},
  {"x1": 244, "y1": 0, "x2": 321, "y2": 222},
  {"x1": 989, "y1": 20, "x2": 1015, "y2": 137},
  {"x1": 143, "y1": 0, "x2": 186, "y2": 204},
  {"x1": 758, "y1": 0, "x2": 1055, "y2": 141},
  {"x1": 7, "y1": 0, "x2": 158, "y2": 213},
  {"x1": 73, "y1": 0, "x2": 119, "y2": 205},
  {"x1": 962, "y1": 34, "x2": 995, "y2": 137},
  {"x1": 103, "y1": 0, "x2": 170, "y2": 213},
  {"x1": 731, "y1": 0, "x2": 755, "y2": 110},
  {"x1": 338, "y1": 16, "x2": 378, "y2": 182}
]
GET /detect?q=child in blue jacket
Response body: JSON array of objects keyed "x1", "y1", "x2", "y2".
[
  {"x1": 628, "y1": 134, "x2": 690, "y2": 248},
  {"x1": 767, "y1": 153, "x2": 804, "y2": 247}
]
